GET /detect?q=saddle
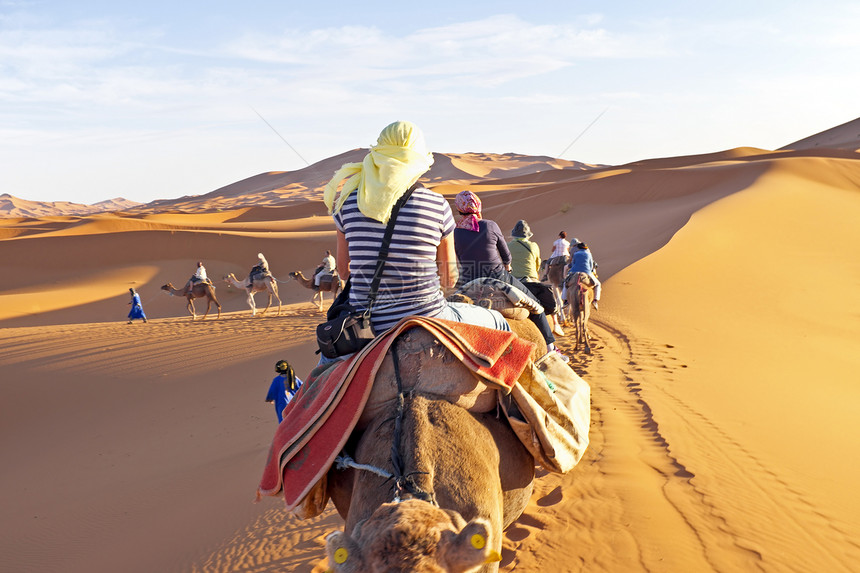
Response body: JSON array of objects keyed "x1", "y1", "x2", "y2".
[
  {"x1": 565, "y1": 272, "x2": 593, "y2": 289},
  {"x1": 249, "y1": 269, "x2": 271, "y2": 283},
  {"x1": 456, "y1": 277, "x2": 544, "y2": 320},
  {"x1": 318, "y1": 273, "x2": 336, "y2": 289},
  {"x1": 258, "y1": 316, "x2": 536, "y2": 514},
  {"x1": 257, "y1": 316, "x2": 591, "y2": 519}
]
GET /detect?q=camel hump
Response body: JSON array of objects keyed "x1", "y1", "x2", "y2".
[{"x1": 357, "y1": 329, "x2": 498, "y2": 429}]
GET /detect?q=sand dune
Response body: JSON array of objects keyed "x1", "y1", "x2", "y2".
[
  {"x1": 781, "y1": 116, "x2": 860, "y2": 152},
  {"x1": 0, "y1": 193, "x2": 141, "y2": 219},
  {"x1": 1, "y1": 126, "x2": 859, "y2": 572}
]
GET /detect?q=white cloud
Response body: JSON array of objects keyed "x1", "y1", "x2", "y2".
[{"x1": 1, "y1": 6, "x2": 858, "y2": 204}]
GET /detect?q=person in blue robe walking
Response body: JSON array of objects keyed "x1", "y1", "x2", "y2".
[
  {"x1": 265, "y1": 360, "x2": 304, "y2": 423},
  {"x1": 127, "y1": 288, "x2": 147, "y2": 324}
]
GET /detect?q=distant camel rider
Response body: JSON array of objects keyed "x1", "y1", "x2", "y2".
[
  {"x1": 184, "y1": 261, "x2": 208, "y2": 294},
  {"x1": 566, "y1": 242, "x2": 601, "y2": 310},
  {"x1": 543, "y1": 231, "x2": 572, "y2": 280},
  {"x1": 550, "y1": 231, "x2": 571, "y2": 262},
  {"x1": 313, "y1": 250, "x2": 336, "y2": 288},
  {"x1": 248, "y1": 253, "x2": 270, "y2": 287}
]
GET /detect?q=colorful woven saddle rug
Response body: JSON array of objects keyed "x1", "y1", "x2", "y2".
[
  {"x1": 257, "y1": 316, "x2": 536, "y2": 511},
  {"x1": 257, "y1": 314, "x2": 591, "y2": 518}
]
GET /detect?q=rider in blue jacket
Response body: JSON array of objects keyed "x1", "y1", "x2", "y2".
[{"x1": 568, "y1": 242, "x2": 601, "y2": 310}]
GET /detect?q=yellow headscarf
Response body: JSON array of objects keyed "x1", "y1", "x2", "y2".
[{"x1": 324, "y1": 121, "x2": 434, "y2": 224}]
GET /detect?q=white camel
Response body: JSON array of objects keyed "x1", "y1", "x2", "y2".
[{"x1": 223, "y1": 272, "x2": 282, "y2": 317}]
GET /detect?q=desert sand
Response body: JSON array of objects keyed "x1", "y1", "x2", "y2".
[{"x1": 1, "y1": 123, "x2": 859, "y2": 572}]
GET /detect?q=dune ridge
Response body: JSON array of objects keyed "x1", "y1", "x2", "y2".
[
  {"x1": 1, "y1": 121, "x2": 858, "y2": 572},
  {"x1": 0, "y1": 193, "x2": 141, "y2": 219}
]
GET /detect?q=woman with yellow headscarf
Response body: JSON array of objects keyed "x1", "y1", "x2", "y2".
[
  {"x1": 325, "y1": 120, "x2": 434, "y2": 224},
  {"x1": 325, "y1": 121, "x2": 509, "y2": 336}
]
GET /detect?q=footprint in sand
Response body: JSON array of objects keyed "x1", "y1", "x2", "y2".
[
  {"x1": 536, "y1": 485, "x2": 563, "y2": 507},
  {"x1": 504, "y1": 513, "x2": 547, "y2": 543},
  {"x1": 516, "y1": 514, "x2": 547, "y2": 529},
  {"x1": 505, "y1": 524, "x2": 531, "y2": 542}
]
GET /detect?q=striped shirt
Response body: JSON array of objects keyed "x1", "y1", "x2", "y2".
[{"x1": 333, "y1": 187, "x2": 455, "y2": 333}]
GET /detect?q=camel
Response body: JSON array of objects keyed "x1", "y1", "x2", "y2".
[
  {"x1": 545, "y1": 256, "x2": 568, "y2": 325},
  {"x1": 160, "y1": 281, "x2": 222, "y2": 320},
  {"x1": 324, "y1": 319, "x2": 543, "y2": 572},
  {"x1": 564, "y1": 272, "x2": 595, "y2": 354},
  {"x1": 289, "y1": 270, "x2": 343, "y2": 311},
  {"x1": 326, "y1": 392, "x2": 534, "y2": 573},
  {"x1": 223, "y1": 272, "x2": 282, "y2": 317}
]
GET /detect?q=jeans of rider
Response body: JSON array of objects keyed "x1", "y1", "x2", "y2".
[{"x1": 518, "y1": 279, "x2": 557, "y2": 315}]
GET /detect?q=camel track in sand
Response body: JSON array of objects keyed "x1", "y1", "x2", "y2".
[{"x1": 550, "y1": 317, "x2": 860, "y2": 573}]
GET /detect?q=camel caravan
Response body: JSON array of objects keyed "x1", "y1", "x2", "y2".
[
  {"x1": 161, "y1": 253, "x2": 330, "y2": 319},
  {"x1": 257, "y1": 279, "x2": 591, "y2": 573}
]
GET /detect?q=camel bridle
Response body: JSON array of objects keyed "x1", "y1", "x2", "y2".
[{"x1": 334, "y1": 338, "x2": 436, "y2": 506}]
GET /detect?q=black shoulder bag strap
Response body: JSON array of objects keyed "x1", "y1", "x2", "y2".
[
  {"x1": 365, "y1": 182, "x2": 419, "y2": 313},
  {"x1": 514, "y1": 238, "x2": 532, "y2": 253}
]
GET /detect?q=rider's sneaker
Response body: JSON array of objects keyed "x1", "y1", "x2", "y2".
[
  {"x1": 554, "y1": 349, "x2": 570, "y2": 363},
  {"x1": 552, "y1": 324, "x2": 565, "y2": 336},
  {"x1": 592, "y1": 300, "x2": 599, "y2": 311}
]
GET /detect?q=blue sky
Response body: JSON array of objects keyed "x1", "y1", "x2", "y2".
[{"x1": 2, "y1": 0, "x2": 858, "y2": 204}]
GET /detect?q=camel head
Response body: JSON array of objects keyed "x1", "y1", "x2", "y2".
[
  {"x1": 325, "y1": 499, "x2": 501, "y2": 573},
  {"x1": 161, "y1": 283, "x2": 175, "y2": 292},
  {"x1": 288, "y1": 271, "x2": 301, "y2": 278}
]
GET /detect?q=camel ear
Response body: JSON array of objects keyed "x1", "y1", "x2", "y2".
[
  {"x1": 441, "y1": 518, "x2": 500, "y2": 571},
  {"x1": 440, "y1": 508, "x2": 468, "y2": 529},
  {"x1": 325, "y1": 530, "x2": 361, "y2": 572}
]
